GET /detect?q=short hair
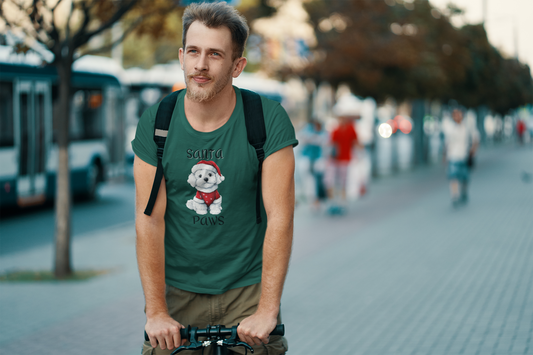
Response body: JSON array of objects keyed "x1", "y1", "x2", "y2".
[{"x1": 182, "y1": 2, "x2": 249, "y2": 60}]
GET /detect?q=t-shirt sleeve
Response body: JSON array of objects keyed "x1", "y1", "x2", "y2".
[
  {"x1": 131, "y1": 103, "x2": 159, "y2": 167},
  {"x1": 261, "y1": 98, "x2": 299, "y2": 159}
]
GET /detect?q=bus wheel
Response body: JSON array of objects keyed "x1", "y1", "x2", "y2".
[{"x1": 85, "y1": 162, "x2": 101, "y2": 200}]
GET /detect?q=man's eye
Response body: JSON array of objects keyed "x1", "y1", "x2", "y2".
[{"x1": 212, "y1": 52, "x2": 220, "y2": 57}]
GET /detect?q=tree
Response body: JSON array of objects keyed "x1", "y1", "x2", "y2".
[
  {"x1": 302, "y1": 0, "x2": 416, "y2": 102},
  {"x1": 119, "y1": 0, "x2": 186, "y2": 68},
  {"x1": 0, "y1": 0, "x2": 177, "y2": 278},
  {"x1": 118, "y1": 0, "x2": 276, "y2": 69},
  {"x1": 301, "y1": 0, "x2": 471, "y2": 103},
  {"x1": 300, "y1": 0, "x2": 532, "y2": 112},
  {"x1": 453, "y1": 24, "x2": 533, "y2": 114}
]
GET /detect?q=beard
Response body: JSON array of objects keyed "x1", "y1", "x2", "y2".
[{"x1": 185, "y1": 65, "x2": 234, "y2": 103}]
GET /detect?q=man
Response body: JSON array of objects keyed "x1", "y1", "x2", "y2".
[
  {"x1": 325, "y1": 94, "x2": 362, "y2": 214},
  {"x1": 443, "y1": 108, "x2": 479, "y2": 207},
  {"x1": 132, "y1": 3, "x2": 298, "y2": 354}
]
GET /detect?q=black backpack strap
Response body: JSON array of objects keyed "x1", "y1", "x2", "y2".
[
  {"x1": 144, "y1": 90, "x2": 183, "y2": 216},
  {"x1": 241, "y1": 89, "x2": 266, "y2": 224}
]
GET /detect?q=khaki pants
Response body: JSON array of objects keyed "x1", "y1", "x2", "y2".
[{"x1": 142, "y1": 283, "x2": 288, "y2": 355}]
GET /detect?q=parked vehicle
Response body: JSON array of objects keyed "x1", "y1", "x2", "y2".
[{"x1": 0, "y1": 51, "x2": 125, "y2": 208}]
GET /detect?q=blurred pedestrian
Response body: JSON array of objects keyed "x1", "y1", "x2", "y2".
[
  {"x1": 325, "y1": 95, "x2": 363, "y2": 215},
  {"x1": 443, "y1": 108, "x2": 480, "y2": 207},
  {"x1": 132, "y1": 3, "x2": 296, "y2": 354},
  {"x1": 516, "y1": 118, "x2": 526, "y2": 145},
  {"x1": 298, "y1": 119, "x2": 328, "y2": 209}
]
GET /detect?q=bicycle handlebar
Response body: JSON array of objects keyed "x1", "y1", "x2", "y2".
[{"x1": 144, "y1": 323, "x2": 285, "y2": 342}]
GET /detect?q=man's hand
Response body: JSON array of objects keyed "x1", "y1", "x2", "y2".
[
  {"x1": 145, "y1": 313, "x2": 185, "y2": 350},
  {"x1": 237, "y1": 311, "x2": 278, "y2": 346}
]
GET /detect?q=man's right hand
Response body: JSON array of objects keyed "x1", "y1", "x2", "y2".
[{"x1": 145, "y1": 313, "x2": 185, "y2": 350}]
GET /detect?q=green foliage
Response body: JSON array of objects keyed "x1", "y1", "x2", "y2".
[
  {"x1": 239, "y1": 0, "x2": 277, "y2": 24},
  {"x1": 453, "y1": 25, "x2": 533, "y2": 114},
  {"x1": 446, "y1": 3, "x2": 465, "y2": 17},
  {"x1": 301, "y1": 0, "x2": 533, "y2": 112},
  {"x1": 120, "y1": 0, "x2": 274, "y2": 68},
  {"x1": 121, "y1": 7, "x2": 183, "y2": 68}
]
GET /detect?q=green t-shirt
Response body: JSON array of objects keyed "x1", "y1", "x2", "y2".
[{"x1": 132, "y1": 87, "x2": 298, "y2": 294}]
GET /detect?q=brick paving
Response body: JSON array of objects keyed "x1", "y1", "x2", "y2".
[
  {"x1": 0, "y1": 144, "x2": 532, "y2": 355},
  {"x1": 284, "y1": 145, "x2": 533, "y2": 355}
]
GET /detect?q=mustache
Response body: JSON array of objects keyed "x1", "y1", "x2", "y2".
[{"x1": 187, "y1": 73, "x2": 213, "y2": 80}]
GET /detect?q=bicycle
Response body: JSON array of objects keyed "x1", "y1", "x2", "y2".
[{"x1": 145, "y1": 323, "x2": 285, "y2": 355}]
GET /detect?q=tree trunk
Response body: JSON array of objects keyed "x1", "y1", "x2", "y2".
[
  {"x1": 54, "y1": 58, "x2": 73, "y2": 279},
  {"x1": 476, "y1": 105, "x2": 487, "y2": 144},
  {"x1": 411, "y1": 99, "x2": 426, "y2": 166}
]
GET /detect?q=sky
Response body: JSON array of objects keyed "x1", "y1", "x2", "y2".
[{"x1": 429, "y1": 0, "x2": 533, "y2": 70}]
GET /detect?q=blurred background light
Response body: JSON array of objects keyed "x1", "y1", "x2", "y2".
[
  {"x1": 379, "y1": 123, "x2": 393, "y2": 138},
  {"x1": 318, "y1": 18, "x2": 332, "y2": 32},
  {"x1": 399, "y1": 118, "x2": 413, "y2": 134},
  {"x1": 390, "y1": 23, "x2": 403, "y2": 35}
]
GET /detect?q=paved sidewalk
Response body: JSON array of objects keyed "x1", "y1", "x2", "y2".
[
  {"x1": 285, "y1": 145, "x2": 533, "y2": 355},
  {"x1": 0, "y1": 223, "x2": 144, "y2": 354},
  {"x1": 0, "y1": 144, "x2": 532, "y2": 355}
]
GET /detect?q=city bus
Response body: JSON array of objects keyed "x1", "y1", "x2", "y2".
[{"x1": 0, "y1": 51, "x2": 125, "y2": 208}]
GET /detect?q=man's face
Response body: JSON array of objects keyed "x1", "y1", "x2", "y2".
[
  {"x1": 452, "y1": 110, "x2": 463, "y2": 124},
  {"x1": 179, "y1": 21, "x2": 245, "y2": 103}
]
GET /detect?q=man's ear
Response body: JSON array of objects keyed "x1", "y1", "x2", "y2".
[
  {"x1": 232, "y1": 57, "x2": 247, "y2": 78},
  {"x1": 179, "y1": 48, "x2": 184, "y2": 70}
]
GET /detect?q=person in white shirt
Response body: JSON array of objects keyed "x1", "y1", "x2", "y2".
[{"x1": 443, "y1": 109, "x2": 480, "y2": 206}]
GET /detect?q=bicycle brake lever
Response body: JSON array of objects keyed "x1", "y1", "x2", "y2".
[
  {"x1": 170, "y1": 345, "x2": 187, "y2": 355},
  {"x1": 170, "y1": 342, "x2": 204, "y2": 355}
]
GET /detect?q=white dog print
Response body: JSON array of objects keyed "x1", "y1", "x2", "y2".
[{"x1": 186, "y1": 160, "x2": 224, "y2": 215}]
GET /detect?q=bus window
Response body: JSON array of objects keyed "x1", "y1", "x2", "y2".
[
  {"x1": 70, "y1": 89, "x2": 104, "y2": 141},
  {"x1": 0, "y1": 82, "x2": 14, "y2": 147}
]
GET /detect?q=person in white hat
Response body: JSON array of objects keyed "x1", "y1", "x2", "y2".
[
  {"x1": 326, "y1": 94, "x2": 363, "y2": 213},
  {"x1": 132, "y1": 3, "x2": 297, "y2": 354}
]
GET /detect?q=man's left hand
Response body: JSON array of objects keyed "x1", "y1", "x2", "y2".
[{"x1": 237, "y1": 311, "x2": 278, "y2": 346}]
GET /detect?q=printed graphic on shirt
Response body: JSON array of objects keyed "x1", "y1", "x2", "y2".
[{"x1": 186, "y1": 160, "x2": 224, "y2": 215}]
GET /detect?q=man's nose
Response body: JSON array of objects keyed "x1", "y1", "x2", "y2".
[{"x1": 196, "y1": 53, "x2": 208, "y2": 71}]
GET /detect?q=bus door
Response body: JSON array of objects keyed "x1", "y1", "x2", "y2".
[{"x1": 15, "y1": 80, "x2": 51, "y2": 206}]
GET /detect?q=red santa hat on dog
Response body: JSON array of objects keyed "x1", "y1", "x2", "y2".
[{"x1": 192, "y1": 160, "x2": 225, "y2": 181}]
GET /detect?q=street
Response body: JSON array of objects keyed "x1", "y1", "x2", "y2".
[
  {"x1": 0, "y1": 144, "x2": 532, "y2": 355},
  {"x1": 0, "y1": 179, "x2": 136, "y2": 256}
]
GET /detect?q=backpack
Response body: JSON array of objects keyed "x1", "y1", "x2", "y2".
[{"x1": 143, "y1": 88, "x2": 266, "y2": 224}]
